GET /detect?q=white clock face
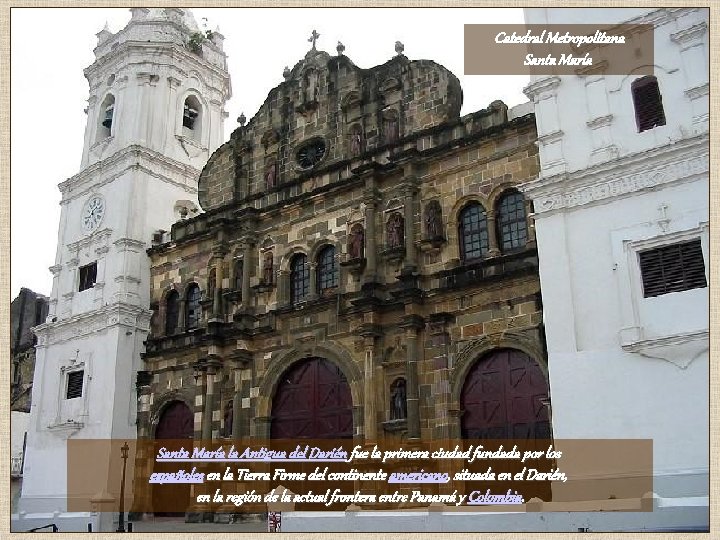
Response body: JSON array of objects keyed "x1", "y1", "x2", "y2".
[{"x1": 81, "y1": 195, "x2": 105, "y2": 232}]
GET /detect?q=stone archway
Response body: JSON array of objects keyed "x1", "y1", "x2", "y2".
[
  {"x1": 270, "y1": 357, "x2": 353, "y2": 439},
  {"x1": 459, "y1": 348, "x2": 552, "y2": 501}
]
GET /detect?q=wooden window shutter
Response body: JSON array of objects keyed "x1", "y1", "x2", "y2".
[{"x1": 639, "y1": 239, "x2": 706, "y2": 298}]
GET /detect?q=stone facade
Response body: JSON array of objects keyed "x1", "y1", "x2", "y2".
[
  {"x1": 138, "y1": 40, "x2": 544, "y2": 475},
  {"x1": 10, "y1": 288, "x2": 49, "y2": 413}
]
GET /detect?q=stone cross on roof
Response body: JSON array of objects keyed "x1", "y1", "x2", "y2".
[{"x1": 308, "y1": 29, "x2": 320, "y2": 50}]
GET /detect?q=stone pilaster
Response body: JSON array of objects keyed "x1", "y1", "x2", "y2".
[
  {"x1": 201, "y1": 357, "x2": 221, "y2": 440},
  {"x1": 401, "y1": 180, "x2": 418, "y2": 272},
  {"x1": 362, "y1": 187, "x2": 378, "y2": 283},
  {"x1": 486, "y1": 210, "x2": 501, "y2": 257},
  {"x1": 308, "y1": 262, "x2": 319, "y2": 301},
  {"x1": 241, "y1": 238, "x2": 253, "y2": 310},
  {"x1": 400, "y1": 315, "x2": 424, "y2": 441}
]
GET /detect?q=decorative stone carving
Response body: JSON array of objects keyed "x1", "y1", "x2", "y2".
[
  {"x1": 383, "y1": 110, "x2": 399, "y2": 145},
  {"x1": 348, "y1": 223, "x2": 365, "y2": 259},
  {"x1": 424, "y1": 200, "x2": 444, "y2": 239},
  {"x1": 348, "y1": 124, "x2": 363, "y2": 157},
  {"x1": 265, "y1": 162, "x2": 277, "y2": 189},
  {"x1": 262, "y1": 251, "x2": 274, "y2": 285},
  {"x1": 390, "y1": 378, "x2": 407, "y2": 420},
  {"x1": 386, "y1": 212, "x2": 404, "y2": 249}
]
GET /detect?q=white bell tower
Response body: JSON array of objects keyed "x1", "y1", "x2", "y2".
[{"x1": 17, "y1": 8, "x2": 231, "y2": 531}]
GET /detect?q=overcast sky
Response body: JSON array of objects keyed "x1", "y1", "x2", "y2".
[{"x1": 10, "y1": 7, "x2": 529, "y2": 299}]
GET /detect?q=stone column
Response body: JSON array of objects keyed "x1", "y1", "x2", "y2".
[
  {"x1": 278, "y1": 270, "x2": 290, "y2": 306},
  {"x1": 231, "y1": 367, "x2": 243, "y2": 439},
  {"x1": 201, "y1": 357, "x2": 220, "y2": 441},
  {"x1": 212, "y1": 261, "x2": 223, "y2": 319},
  {"x1": 363, "y1": 189, "x2": 378, "y2": 283},
  {"x1": 402, "y1": 182, "x2": 418, "y2": 271},
  {"x1": 486, "y1": 210, "x2": 501, "y2": 257},
  {"x1": 178, "y1": 296, "x2": 187, "y2": 332},
  {"x1": 231, "y1": 353, "x2": 251, "y2": 439},
  {"x1": 364, "y1": 344, "x2": 376, "y2": 442},
  {"x1": 401, "y1": 315, "x2": 424, "y2": 441},
  {"x1": 308, "y1": 262, "x2": 319, "y2": 301},
  {"x1": 211, "y1": 239, "x2": 227, "y2": 319},
  {"x1": 241, "y1": 239, "x2": 253, "y2": 309}
]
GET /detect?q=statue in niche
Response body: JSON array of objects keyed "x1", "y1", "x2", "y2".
[
  {"x1": 265, "y1": 162, "x2": 277, "y2": 189},
  {"x1": 348, "y1": 223, "x2": 365, "y2": 259},
  {"x1": 383, "y1": 111, "x2": 399, "y2": 145},
  {"x1": 424, "y1": 200, "x2": 443, "y2": 239},
  {"x1": 390, "y1": 379, "x2": 407, "y2": 420},
  {"x1": 349, "y1": 125, "x2": 363, "y2": 157},
  {"x1": 386, "y1": 212, "x2": 404, "y2": 249},
  {"x1": 223, "y1": 400, "x2": 233, "y2": 437},
  {"x1": 304, "y1": 69, "x2": 319, "y2": 104},
  {"x1": 262, "y1": 251, "x2": 274, "y2": 285},
  {"x1": 207, "y1": 269, "x2": 216, "y2": 296}
]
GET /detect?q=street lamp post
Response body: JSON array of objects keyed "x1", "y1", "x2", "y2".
[{"x1": 116, "y1": 442, "x2": 129, "y2": 533}]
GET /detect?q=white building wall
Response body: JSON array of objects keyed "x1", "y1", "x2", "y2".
[
  {"x1": 522, "y1": 6, "x2": 709, "y2": 514},
  {"x1": 17, "y1": 8, "x2": 230, "y2": 531}
]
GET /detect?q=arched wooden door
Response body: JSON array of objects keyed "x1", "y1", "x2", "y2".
[
  {"x1": 461, "y1": 349, "x2": 550, "y2": 439},
  {"x1": 155, "y1": 401, "x2": 194, "y2": 439},
  {"x1": 153, "y1": 401, "x2": 193, "y2": 516},
  {"x1": 271, "y1": 358, "x2": 353, "y2": 439}
]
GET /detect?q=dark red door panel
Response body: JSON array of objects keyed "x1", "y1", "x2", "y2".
[
  {"x1": 461, "y1": 349, "x2": 550, "y2": 439},
  {"x1": 271, "y1": 358, "x2": 353, "y2": 439}
]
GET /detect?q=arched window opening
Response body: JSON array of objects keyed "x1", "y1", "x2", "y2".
[
  {"x1": 185, "y1": 283, "x2": 202, "y2": 329},
  {"x1": 390, "y1": 378, "x2": 407, "y2": 420},
  {"x1": 290, "y1": 254, "x2": 309, "y2": 304},
  {"x1": 317, "y1": 245, "x2": 338, "y2": 295},
  {"x1": 165, "y1": 290, "x2": 179, "y2": 335},
  {"x1": 182, "y1": 95, "x2": 202, "y2": 142},
  {"x1": 459, "y1": 203, "x2": 489, "y2": 261},
  {"x1": 632, "y1": 76, "x2": 666, "y2": 133},
  {"x1": 96, "y1": 94, "x2": 115, "y2": 142},
  {"x1": 496, "y1": 191, "x2": 528, "y2": 252}
]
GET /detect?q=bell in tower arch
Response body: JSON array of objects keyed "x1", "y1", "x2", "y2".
[{"x1": 102, "y1": 104, "x2": 114, "y2": 129}]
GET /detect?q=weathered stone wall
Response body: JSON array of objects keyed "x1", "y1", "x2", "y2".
[
  {"x1": 141, "y1": 47, "x2": 543, "y2": 449},
  {"x1": 198, "y1": 51, "x2": 462, "y2": 211}
]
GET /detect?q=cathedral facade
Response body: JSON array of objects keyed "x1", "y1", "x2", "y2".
[{"x1": 136, "y1": 39, "x2": 547, "y2": 478}]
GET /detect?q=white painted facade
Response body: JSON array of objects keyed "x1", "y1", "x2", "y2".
[
  {"x1": 522, "y1": 5, "x2": 709, "y2": 524},
  {"x1": 16, "y1": 8, "x2": 230, "y2": 532}
]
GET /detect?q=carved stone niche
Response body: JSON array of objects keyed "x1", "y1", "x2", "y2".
[
  {"x1": 419, "y1": 199, "x2": 446, "y2": 252},
  {"x1": 261, "y1": 129, "x2": 280, "y2": 151},
  {"x1": 381, "y1": 210, "x2": 405, "y2": 262},
  {"x1": 347, "y1": 123, "x2": 364, "y2": 158},
  {"x1": 254, "y1": 247, "x2": 275, "y2": 293},
  {"x1": 297, "y1": 67, "x2": 321, "y2": 114},
  {"x1": 341, "y1": 221, "x2": 366, "y2": 276},
  {"x1": 341, "y1": 91, "x2": 362, "y2": 122},
  {"x1": 379, "y1": 77, "x2": 402, "y2": 108}
]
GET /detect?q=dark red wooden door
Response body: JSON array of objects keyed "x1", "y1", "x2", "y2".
[
  {"x1": 154, "y1": 401, "x2": 193, "y2": 516},
  {"x1": 155, "y1": 401, "x2": 193, "y2": 439},
  {"x1": 461, "y1": 349, "x2": 550, "y2": 439},
  {"x1": 271, "y1": 358, "x2": 353, "y2": 439}
]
